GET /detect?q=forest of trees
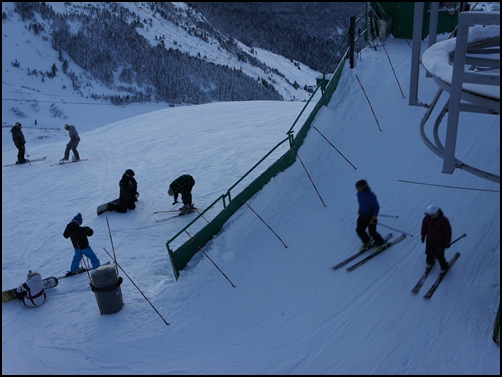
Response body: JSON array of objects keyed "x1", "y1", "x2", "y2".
[
  {"x1": 10, "y1": 2, "x2": 363, "y2": 106},
  {"x1": 188, "y1": 2, "x2": 362, "y2": 72}
]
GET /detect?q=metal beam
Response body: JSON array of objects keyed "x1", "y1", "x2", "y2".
[{"x1": 409, "y1": 2, "x2": 424, "y2": 106}]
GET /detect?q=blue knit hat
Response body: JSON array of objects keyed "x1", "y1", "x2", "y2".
[{"x1": 72, "y1": 213, "x2": 83, "y2": 224}]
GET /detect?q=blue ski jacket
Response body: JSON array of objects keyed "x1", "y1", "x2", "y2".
[{"x1": 357, "y1": 189, "x2": 380, "y2": 217}]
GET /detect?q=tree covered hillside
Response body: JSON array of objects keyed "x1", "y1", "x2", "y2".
[
  {"x1": 188, "y1": 2, "x2": 362, "y2": 72},
  {"x1": 4, "y1": 2, "x2": 362, "y2": 106}
]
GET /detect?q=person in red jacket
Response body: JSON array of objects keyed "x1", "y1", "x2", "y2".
[{"x1": 421, "y1": 205, "x2": 452, "y2": 272}]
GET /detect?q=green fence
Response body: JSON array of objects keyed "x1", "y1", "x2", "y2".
[{"x1": 166, "y1": 11, "x2": 370, "y2": 280}]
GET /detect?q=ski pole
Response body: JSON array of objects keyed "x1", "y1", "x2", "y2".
[
  {"x1": 379, "y1": 214, "x2": 399, "y2": 218},
  {"x1": 105, "y1": 217, "x2": 119, "y2": 275},
  {"x1": 294, "y1": 151, "x2": 327, "y2": 208},
  {"x1": 184, "y1": 230, "x2": 236, "y2": 288},
  {"x1": 378, "y1": 222, "x2": 414, "y2": 237},
  {"x1": 448, "y1": 233, "x2": 467, "y2": 247},
  {"x1": 312, "y1": 126, "x2": 357, "y2": 170},
  {"x1": 103, "y1": 247, "x2": 170, "y2": 326},
  {"x1": 243, "y1": 200, "x2": 288, "y2": 248},
  {"x1": 74, "y1": 235, "x2": 102, "y2": 315}
]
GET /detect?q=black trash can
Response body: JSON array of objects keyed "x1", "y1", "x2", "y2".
[{"x1": 90, "y1": 263, "x2": 123, "y2": 314}]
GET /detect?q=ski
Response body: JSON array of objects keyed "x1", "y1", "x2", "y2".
[
  {"x1": 4, "y1": 156, "x2": 47, "y2": 167},
  {"x1": 56, "y1": 261, "x2": 110, "y2": 280},
  {"x1": 50, "y1": 157, "x2": 88, "y2": 166},
  {"x1": 347, "y1": 234, "x2": 406, "y2": 272},
  {"x1": 56, "y1": 267, "x2": 92, "y2": 280},
  {"x1": 332, "y1": 233, "x2": 392, "y2": 270},
  {"x1": 411, "y1": 265, "x2": 434, "y2": 294},
  {"x1": 423, "y1": 252, "x2": 460, "y2": 299},
  {"x1": 155, "y1": 210, "x2": 197, "y2": 222},
  {"x1": 153, "y1": 207, "x2": 203, "y2": 213}
]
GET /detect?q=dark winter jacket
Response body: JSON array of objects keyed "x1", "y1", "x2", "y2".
[
  {"x1": 421, "y1": 209, "x2": 452, "y2": 245},
  {"x1": 63, "y1": 221, "x2": 93, "y2": 249},
  {"x1": 356, "y1": 188, "x2": 380, "y2": 218},
  {"x1": 11, "y1": 126, "x2": 25, "y2": 148},
  {"x1": 119, "y1": 173, "x2": 138, "y2": 202},
  {"x1": 169, "y1": 174, "x2": 195, "y2": 200},
  {"x1": 67, "y1": 125, "x2": 80, "y2": 140}
]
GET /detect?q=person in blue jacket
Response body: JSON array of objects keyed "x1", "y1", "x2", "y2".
[
  {"x1": 63, "y1": 213, "x2": 100, "y2": 276},
  {"x1": 355, "y1": 179, "x2": 386, "y2": 252}
]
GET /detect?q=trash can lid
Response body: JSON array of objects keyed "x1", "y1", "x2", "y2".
[{"x1": 91, "y1": 263, "x2": 118, "y2": 287}]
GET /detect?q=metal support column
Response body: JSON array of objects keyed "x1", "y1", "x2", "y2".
[{"x1": 409, "y1": 2, "x2": 425, "y2": 106}]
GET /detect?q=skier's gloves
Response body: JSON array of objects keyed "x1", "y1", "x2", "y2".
[
  {"x1": 421, "y1": 236, "x2": 425, "y2": 243},
  {"x1": 444, "y1": 243, "x2": 451, "y2": 249},
  {"x1": 370, "y1": 216, "x2": 378, "y2": 225}
]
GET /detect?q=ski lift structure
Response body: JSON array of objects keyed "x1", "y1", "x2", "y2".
[{"x1": 409, "y1": 3, "x2": 500, "y2": 183}]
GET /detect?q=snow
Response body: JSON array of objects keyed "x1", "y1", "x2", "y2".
[
  {"x1": 2, "y1": 15, "x2": 501, "y2": 377},
  {"x1": 421, "y1": 24, "x2": 500, "y2": 100}
]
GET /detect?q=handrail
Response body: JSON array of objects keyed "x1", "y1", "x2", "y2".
[
  {"x1": 166, "y1": 9, "x2": 371, "y2": 275},
  {"x1": 166, "y1": 197, "x2": 222, "y2": 245},
  {"x1": 286, "y1": 85, "x2": 320, "y2": 138},
  {"x1": 286, "y1": 13, "x2": 368, "y2": 138},
  {"x1": 225, "y1": 136, "x2": 290, "y2": 201}
]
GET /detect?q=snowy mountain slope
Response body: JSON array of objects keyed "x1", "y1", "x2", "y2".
[
  {"x1": 2, "y1": 28, "x2": 499, "y2": 375},
  {"x1": 2, "y1": 1, "x2": 322, "y2": 140}
]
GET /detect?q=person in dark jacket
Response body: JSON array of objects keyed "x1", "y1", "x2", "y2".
[
  {"x1": 11, "y1": 122, "x2": 27, "y2": 164},
  {"x1": 109, "y1": 169, "x2": 138, "y2": 213},
  {"x1": 355, "y1": 179, "x2": 386, "y2": 252},
  {"x1": 63, "y1": 213, "x2": 100, "y2": 276},
  {"x1": 421, "y1": 205, "x2": 452, "y2": 272},
  {"x1": 60, "y1": 123, "x2": 81, "y2": 163},
  {"x1": 168, "y1": 174, "x2": 195, "y2": 214}
]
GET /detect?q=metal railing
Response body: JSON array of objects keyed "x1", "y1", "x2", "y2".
[{"x1": 166, "y1": 9, "x2": 372, "y2": 279}]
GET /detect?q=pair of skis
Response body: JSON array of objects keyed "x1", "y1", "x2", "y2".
[
  {"x1": 3, "y1": 156, "x2": 47, "y2": 167},
  {"x1": 56, "y1": 261, "x2": 111, "y2": 280},
  {"x1": 154, "y1": 208, "x2": 203, "y2": 222},
  {"x1": 332, "y1": 233, "x2": 406, "y2": 272},
  {"x1": 333, "y1": 233, "x2": 465, "y2": 299},
  {"x1": 411, "y1": 252, "x2": 461, "y2": 298},
  {"x1": 411, "y1": 234, "x2": 466, "y2": 298}
]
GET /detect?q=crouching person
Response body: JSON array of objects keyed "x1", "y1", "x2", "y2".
[{"x1": 16, "y1": 271, "x2": 46, "y2": 308}]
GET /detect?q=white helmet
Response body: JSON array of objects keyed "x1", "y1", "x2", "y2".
[{"x1": 425, "y1": 205, "x2": 440, "y2": 216}]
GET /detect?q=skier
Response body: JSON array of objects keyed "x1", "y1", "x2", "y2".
[
  {"x1": 355, "y1": 179, "x2": 386, "y2": 252},
  {"x1": 63, "y1": 213, "x2": 100, "y2": 276},
  {"x1": 421, "y1": 205, "x2": 452, "y2": 272},
  {"x1": 60, "y1": 123, "x2": 81, "y2": 164},
  {"x1": 11, "y1": 122, "x2": 27, "y2": 164},
  {"x1": 108, "y1": 169, "x2": 138, "y2": 213},
  {"x1": 14, "y1": 271, "x2": 46, "y2": 307},
  {"x1": 168, "y1": 174, "x2": 195, "y2": 214}
]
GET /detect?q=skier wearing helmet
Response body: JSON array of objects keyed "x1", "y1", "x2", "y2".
[
  {"x1": 355, "y1": 179, "x2": 386, "y2": 252},
  {"x1": 421, "y1": 205, "x2": 452, "y2": 272}
]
